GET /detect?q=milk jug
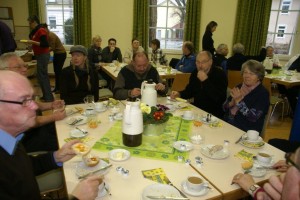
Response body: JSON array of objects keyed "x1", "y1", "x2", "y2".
[{"x1": 122, "y1": 98, "x2": 143, "y2": 147}]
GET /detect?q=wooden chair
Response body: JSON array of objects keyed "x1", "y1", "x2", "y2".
[
  {"x1": 227, "y1": 70, "x2": 243, "y2": 88},
  {"x1": 171, "y1": 73, "x2": 191, "y2": 92}
]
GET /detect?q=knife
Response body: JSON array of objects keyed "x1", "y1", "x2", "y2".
[
  {"x1": 71, "y1": 118, "x2": 83, "y2": 125},
  {"x1": 78, "y1": 164, "x2": 113, "y2": 179},
  {"x1": 146, "y1": 196, "x2": 189, "y2": 200}
]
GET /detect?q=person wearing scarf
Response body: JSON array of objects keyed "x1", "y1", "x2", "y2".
[
  {"x1": 223, "y1": 60, "x2": 270, "y2": 133},
  {"x1": 60, "y1": 45, "x2": 99, "y2": 105}
]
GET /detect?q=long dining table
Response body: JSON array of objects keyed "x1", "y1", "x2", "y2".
[
  {"x1": 265, "y1": 70, "x2": 300, "y2": 88},
  {"x1": 56, "y1": 97, "x2": 284, "y2": 200}
]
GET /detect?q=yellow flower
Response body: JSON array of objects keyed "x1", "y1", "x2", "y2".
[{"x1": 140, "y1": 103, "x2": 151, "y2": 114}]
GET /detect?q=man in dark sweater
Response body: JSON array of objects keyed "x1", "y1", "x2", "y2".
[
  {"x1": 170, "y1": 51, "x2": 228, "y2": 118},
  {"x1": 113, "y1": 51, "x2": 168, "y2": 100},
  {"x1": 0, "y1": 71, "x2": 102, "y2": 200}
]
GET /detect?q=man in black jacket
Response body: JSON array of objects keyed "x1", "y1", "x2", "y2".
[{"x1": 170, "y1": 51, "x2": 228, "y2": 118}]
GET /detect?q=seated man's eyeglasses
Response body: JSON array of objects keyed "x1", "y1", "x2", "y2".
[
  {"x1": 196, "y1": 59, "x2": 211, "y2": 65},
  {"x1": 285, "y1": 152, "x2": 300, "y2": 171},
  {"x1": 0, "y1": 99, "x2": 34, "y2": 107}
]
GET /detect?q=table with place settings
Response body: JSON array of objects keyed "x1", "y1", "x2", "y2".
[{"x1": 56, "y1": 98, "x2": 284, "y2": 200}]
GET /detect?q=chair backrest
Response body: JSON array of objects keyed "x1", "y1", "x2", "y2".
[
  {"x1": 169, "y1": 58, "x2": 180, "y2": 69},
  {"x1": 262, "y1": 78, "x2": 272, "y2": 97},
  {"x1": 171, "y1": 73, "x2": 191, "y2": 92},
  {"x1": 261, "y1": 105, "x2": 272, "y2": 140},
  {"x1": 227, "y1": 70, "x2": 243, "y2": 88}
]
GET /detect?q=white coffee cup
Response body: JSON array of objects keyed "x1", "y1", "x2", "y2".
[
  {"x1": 183, "y1": 111, "x2": 193, "y2": 119},
  {"x1": 256, "y1": 151, "x2": 272, "y2": 164},
  {"x1": 186, "y1": 176, "x2": 205, "y2": 191},
  {"x1": 95, "y1": 102, "x2": 104, "y2": 110},
  {"x1": 246, "y1": 130, "x2": 259, "y2": 141}
]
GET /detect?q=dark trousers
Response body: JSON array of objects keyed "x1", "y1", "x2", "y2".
[{"x1": 53, "y1": 52, "x2": 67, "y2": 91}]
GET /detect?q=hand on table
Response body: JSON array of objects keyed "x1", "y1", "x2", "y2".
[
  {"x1": 155, "y1": 83, "x2": 165, "y2": 91},
  {"x1": 71, "y1": 175, "x2": 103, "y2": 200},
  {"x1": 232, "y1": 173, "x2": 255, "y2": 191},
  {"x1": 273, "y1": 160, "x2": 289, "y2": 172},
  {"x1": 170, "y1": 91, "x2": 180, "y2": 99}
]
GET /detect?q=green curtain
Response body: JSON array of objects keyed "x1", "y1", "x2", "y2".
[
  {"x1": 133, "y1": 0, "x2": 149, "y2": 52},
  {"x1": 73, "y1": 0, "x2": 91, "y2": 47},
  {"x1": 184, "y1": 0, "x2": 201, "y2": 52},
  {"x1": 233, "y1": 0, "x2": 272, "y2": 55},
  {"x1": 27, "y1": 0, "x2": 39, "y2": 18}
]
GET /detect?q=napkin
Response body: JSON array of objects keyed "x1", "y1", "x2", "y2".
[
  {"x1": 234, "y1": 149, "x2": 254, "y2": 162},
  {"x1": 142, "y1": 168, "x2": 169, "y2": 184}
]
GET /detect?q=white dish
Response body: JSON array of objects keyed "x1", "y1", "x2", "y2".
[
  {"x1": 200, "y1": 145, "x2": 230, "y2": 159},
  {"x1": 141, "y1": 184, "x2": 181, "y2": 200},
  {"x1": 200, "y1": 116, "x2": 218, "y2": 124},
  {"x1": 181, "y1": 180, "x2": 209, "y2": 197},
  {"x1": 247, "y1": 168, "x2": 267, "y2": 178},
  {"x1": 65, "y1": 108, "x2": 77, "y2": 116},
  {"x1": 76, "y1": 159, "x2": 110, "y2": 178},
  {"x1": 70, "y1": 128, "x2": 88, "y2": 138},
  {"x1": 66, "y1": 116, "x2": 88, "y2": 126},
  {"x1": 242, "y1": 134, "x2": 263, "y2": 143},
  {"x1": 177, "y1": 102, "x2": 188, "y2": 109},
  {"x1": 254, "y1": 159, "x2": 275, "y2": 168},
  {"x1": 173, "y1": 141, "x2": 193, "y2": 152},
  {"x1": 181, "y1": 115, "x2": 194, "y2": 121},
  {"x1": 109, "y1": 149, "x2": 130, "y2": 162},
  {"x1": 82, "y1": 109, "x2": 96, "y2": 116},
  {"x1": 95, "y1": 107, "x2": 107, "y2": 113}
]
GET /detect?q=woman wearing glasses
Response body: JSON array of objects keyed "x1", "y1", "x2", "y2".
[{"x1": 232, "y1": 148, "x2": 300, "y2": 200}]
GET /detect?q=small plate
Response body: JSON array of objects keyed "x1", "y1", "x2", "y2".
[
  {"x1": 182, "y1": 115, "x2": 194, "y2": 121},
  {"x1": 246, "y1": 168, "x2": 267, "y2": 178},
  {"x1": 181, "y1": 181, "x2": 209, "y2": 197},
  {"x1": 177, "y1": 102, "x2": 188, "y2": 109},
  {"x1": 242, "y1": 134, "x2": 263, "y2": 143},
  {"x1": 142, "y1": 184, "x2": 181, "y2": 200},
  {"x1": 200, "y1": 144, "x2": 230, "y2": 159},
  {"x1": 82, "y1": 109, "x2": 96, "y2": 116},
  {"x1": 254, "y1": 159, "x2": 275, "y2": 168},
  {"x1": 173, "y1": 141, "x2": 193, "y2": 152},
  {"x1": 66, "y1": 116, "x2": 88, "y2": 126},
  {"x1": 76, "y1": 159, "x2": 110, "y2": 178},
  {"x1": 95, "y1": 107, "x2": 107, "y2": 113},
  {"x1": 65, "y1": 108, "x2": 77, "y2": 116},
  {"x1": 240, "y1": 136, "x2": 265, "y2": 149},
  {"x1": 70, "y1": 128, "x2": 88, "y2": 138},
  {"x1": 109, "y1": 149, "x2": 130, "y2": 162}
]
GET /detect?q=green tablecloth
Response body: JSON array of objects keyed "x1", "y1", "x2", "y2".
[{"x1": 93, "y1": 116, "x2": 192, "y2": 162}]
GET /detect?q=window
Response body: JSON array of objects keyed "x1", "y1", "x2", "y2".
[
  {"x1": 44, "y1": 0, "x2": 74, "y2": 45},
  {"x1": 49, "y1": 16, "x2": 56, "y2": 29},
  {"x1": 266, "y1": 0, "x2": 300, "y2": 55},
  {"x1": 277, "y1": 25, "x2": 286, "y2": 37},
  {"x1": 281, "y1": 0, "x2": 291, "y2": 14},
  {"x1": 149, "y1": 0, "x2": 186, "y2": 50}
]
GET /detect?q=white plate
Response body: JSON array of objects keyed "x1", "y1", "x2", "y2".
[
  {"x1": 200, "y1": 116, "x2": 219, "y2": 124},
  {"x1": 177, "y1": 102, "x2": 188, "y2": 109},
  {"x1": 200, "y1": 145, "x2": 230, "y2": 159},
  {"x1": 242, "y1": 134, "x2": 263, "y2": 143},
  {"x1": 76, "y1": 159, "x2": 110, "y2": 178},
  {"x1": 247, "y1": 168, "x2": 267, "y2": 178},
  {"x1": 181, "y1": 181, "x2": 209, "y2": 197},
  {"x1": 109, "y1": 149, "x2": 130, "y2": 162},
  {"x1": 141, "y1": 184, "x2": 181, "y2": 200},
  {"x1": 95, "y1": 107, "x2": 107, "y2": 113},
  {"x1": 182, "y1": 115, "x2": 194, "y2": 121},
  {"x1": 82, "y1": 109, "x2": 96, "y2": 116},
  {"x1": 70, "y1": 128, "x2": 88, "y2": 138},
  {"x1": 254, "y1": 159, "x2": 275, "y2": 168},
  {"x1": 65, "y1": 108, "x2": 77, "y2": 116},
  {"x1": 173, "y1": 141, "x2": 193, "y2": 152},
  {"x1": 66, "y1": 116, "x2": 88, "y2": 126}
]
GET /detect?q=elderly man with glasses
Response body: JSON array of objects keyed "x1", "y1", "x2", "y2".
[{"x1": 232, "y1": 148, "x2": 300, "y2": 200}]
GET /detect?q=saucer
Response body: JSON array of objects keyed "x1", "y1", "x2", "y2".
[
  {"x1": 76, "y1": 159, "x2": 110, "y2": 178},
  {"x1": 254, "y1": 159, "x2": 275, "y2": 168},
  {"x1": 181, "y1": 181, "x2": 209, "y2": 197},
  {"x1": 109, "y1": 149, "x2": 130, "y2": 162},
  {"x1": 95, "y1": 107, "x2": 107, "y2": 113},
  {"x1": 173, "y1": 141, "x2": 193, "y2": 152},
  {"x1": 247, "y1": 168, "x2": 267, "y2": 178},
  {"x1": 66, "y1": 116, "x2": 88, "y2": 126},
  {"x1": 182, "y1": 115, "x2": 194, "y2": 121},
  {"x1": 200, "y1": 144, "x2": 230, "y2": 159}
]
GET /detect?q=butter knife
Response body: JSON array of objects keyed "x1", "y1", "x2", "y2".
[
  {"x1": 78, "y1": 164, "x2": 113, "y2": 179},
  {"x1": 147, "y1": 196, "x2": 189, "y2": 200}
]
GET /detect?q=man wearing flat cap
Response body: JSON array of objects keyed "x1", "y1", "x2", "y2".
[{"x1": 60, "y1": 45, "x2": 99, "y2": 104}]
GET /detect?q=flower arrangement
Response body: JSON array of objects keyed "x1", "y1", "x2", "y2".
[{"x1": 140, "y1": 103, "x2": 172, "y2": 125}]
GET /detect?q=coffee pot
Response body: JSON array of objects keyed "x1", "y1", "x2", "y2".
[
  {"x1": 122, "y1": 97, "x2": 143, "y2": 147},
  {"x1": 141, "y1": 80, "x2": 157, "y2": 107}
]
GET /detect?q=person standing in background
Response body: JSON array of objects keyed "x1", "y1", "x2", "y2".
[
  {"x1": 26, "y1": 15, "x2": 53, "y2": 102},
  {"x1": 0, "y1": 21, "x2": 17, "y2": 55},
  {"x1": 150, "y1": 39, "x2": 168, "y2": 66},
  {"x1": 41, "y1": 23, "x2": 66, "y2": 94},
  {"x1": 202, "y1": 21, "x2": 218, "y2": 55},
  {"x1": 102, "y1": 38, "x2": 122, "y2": 63}
]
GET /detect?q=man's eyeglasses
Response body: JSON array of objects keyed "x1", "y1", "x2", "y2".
[
  {"x1": 196, "y1": 59, "x2": 211, "y2": 65},
  {"x1": 0, "y1": 99, "x2": 34, "y2": 107},
  {"x1": 5, "y1": 64, "x2": 28, "y2": 70},
  {"x1": 285, "y1": 152, "x2": 300, "y2": 171}
]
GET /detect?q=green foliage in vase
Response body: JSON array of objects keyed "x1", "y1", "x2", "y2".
[{"x1": 141, "y1": 104, "x2": 172, "y2": 125}]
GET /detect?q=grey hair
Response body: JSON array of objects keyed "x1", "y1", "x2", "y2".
[
  {"x1": 232, "y1": 43, "x2": 245, "y2": 54},
  {"x1": 241, "y1": 60, "x2": 265, "y2": 81},
  {"x1": 0, "y1": 52, "x2": 19, "y2": 70},
  {"x1": 216, "y1": 44, "x2": 228, "y2": 54}
]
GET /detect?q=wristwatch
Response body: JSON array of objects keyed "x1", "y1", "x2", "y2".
[{"x1": 248, "y1": 184, "x2": 260, "y2": 196}]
